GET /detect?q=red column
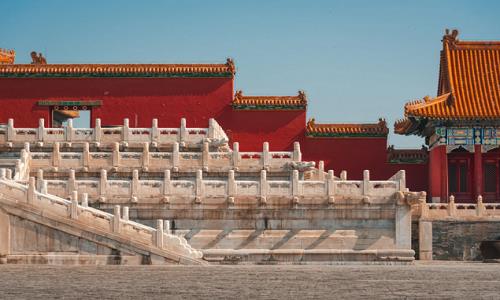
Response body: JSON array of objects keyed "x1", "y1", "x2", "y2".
[
  {"x1": 473, "y1": 144, "x2": 483, "y2": 200},
  {"x1": 428, "y1": 145, "x2": 447, "y2": 203},
  {"x1": 439, "y1": 146, "x2": 449, "y2": 202}
]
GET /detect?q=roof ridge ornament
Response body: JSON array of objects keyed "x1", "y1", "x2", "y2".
[
  {"x1": 234, "y1": 90, "x2": 243, "y2": 101},
  {"x1": 30, "y1": 51, "x2": 47, "y2": 65},
  {"x1": 442, "y1": 28, "x2": 459, "y2": 47},
  {"x1": 226, "y1": 58, "x2": 235, "y2": 75},
  {"x1": 0, "y1": 48, "x2": 15, "y2": 64},
  {"x1": 298, "y1": 90, "x2": 307, "y2": 104}
]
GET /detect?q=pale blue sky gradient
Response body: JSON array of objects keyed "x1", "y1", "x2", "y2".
[{"x1": 2, "y1": 0, "x2": 499, "y2": 147}]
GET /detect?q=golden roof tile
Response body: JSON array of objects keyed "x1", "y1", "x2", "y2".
[
  {"x1": 393, "y1": 118, "x2": 414, "y2": 135},
  {"x1": 404, "y1": 29, "x2": 500, "y2": 119},
  {"x1": 232, "y1": 90, "x2": 307, "y2": 110},
  {"x1": 0, "y1": 57, "x2": 235, "y2": 77},
  {"x1": 306, "y1": 118, "x2": 389, "y2": 137}
]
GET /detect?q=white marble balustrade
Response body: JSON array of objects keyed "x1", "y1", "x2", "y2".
[
  {"x1": 32, "y1": 169, "x2": 407, "y2": 206},
  {"x1": 26, "y1": 140, "x2": 301, "y2": 173},
  {"x1": 0, "y1": 118, "x2": 228, "y2": 148}
]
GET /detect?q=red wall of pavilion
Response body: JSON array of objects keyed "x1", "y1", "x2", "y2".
[
  {"x1": 301, "y1": 137, "x2": 428, "y2": 191},
  {"x1": 217, "y1": 109, "x2": 306, "y2": 152},
  {"x1": 0, "y1": 78, "x2": 233, "y2": 128}
]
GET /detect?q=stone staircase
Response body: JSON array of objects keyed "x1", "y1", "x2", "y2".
[{"x1": 0, "y1": 174, "x2": 204, "y2": 265}]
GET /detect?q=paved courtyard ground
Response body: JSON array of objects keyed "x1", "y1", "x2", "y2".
[{"x1": 0, "y1": 262, "x2": 498, "y2": 299}]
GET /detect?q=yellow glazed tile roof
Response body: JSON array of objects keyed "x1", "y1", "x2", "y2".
[
  {"x1": 0, "y1": 58, "x2": 235, "y2": 77},
  {"x1": 306, "y1": 118, "x2": 389, "y2": 137},
  {"x1": 404, "y1": 30, "x2": 500, "y2": 119},
  {"x1": 232, "y1": 90, "x2": 307, "y2": 109}
]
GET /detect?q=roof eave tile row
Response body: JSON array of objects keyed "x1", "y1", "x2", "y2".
[
  {"x1": 0, "y1": 59, "x2": 235, "y2": 78},
  {"x1": 306, "y1": 118, "x2": 389, "y2": 138},
  {"x1": 232, "y1": 90, "x2": 307, "y2": 110}
]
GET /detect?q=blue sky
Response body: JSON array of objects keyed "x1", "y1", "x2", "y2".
[{"x1": 2, "y1": 0, "x2": 499, "y2": 147}]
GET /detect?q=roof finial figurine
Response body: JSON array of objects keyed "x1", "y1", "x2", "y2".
[
  {"x1": 30, "y1": 51, "x2": 47, "y2": 65},
  {"x1": 298, "y1": 90, "x2": 307, "y2": 104},
  {"x1": 306, "y1": 118, "x2": 316, "y2": 131},
  {"x1": 0, "y1": 48, "x2": 15, "y2": 64},
  {"x1": 234, "y1": 90, "x2": 243, "y2": 100},
  {"x1": 226, "y1": 57, "x2": 235, "y2": 75},
  {"x1": 443, "y1": 28, "x2": 459, "y2": 46}
]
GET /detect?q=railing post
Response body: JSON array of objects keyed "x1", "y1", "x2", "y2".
[
  {"x1": 36, "y1": 169, "x2": 44, "y2": 191},
  {"x1": 172, "y1": 142, "x2": 179, "y2": 172},
  {"x1": 122, "y1": 118, "x2": 130, "y2": 144},
  {"x1": 340, "y1": 170, "x2": 347, "y2": 181},
  {"x1": 195, "y1": 169, "x2": 203, "y2": 204},
  {"x1": 41, "y1": 180, "x2": 48, "y2": 194},
  {"x1": 227, "y1": 170, "x2": 236, "y2": 204},
  {"x1": 362, "y1": 170, "x2": 370, "y2": 204},
  {"x1": 208, "y1": 118, "x2": 216, "y2": 139},
  {"x1": 162, "y1": 170, "x2": 171, "y2": 203},
  {"x1": 81, "y1": 193, "x2": 89, "y2": 208},
  {"x1": 0, "y1": 168, "x2": 6, "y2": 180},
  {"x1": 82, "y1": 142, "x2": 90, "y2": 171},
  {"x1": 27, "y1": 177, "x2": 36, "y2": 204},
  {"x1": 179, "y1": 118, "x2": 187, "y2": 147},
  {"x1": 6, "y1": 118, "x2": 15, "y2": 143},
  {"x1": 398, "y1": 170, "x2": 406, "y2": 192},
  {"x1": 5, "y1": 169, "x2": 12, "y2": 180},
  {"x1": 70, "y1": 191, "x2": 79, "y2": 219},
  {"x1": 476, "y1": 195, "x2": 485, "y2": 217},
  {"x1": 318, "y1": 161, "x2": 325, "y2": 180},
  {"x1": 262, "y1": 142, "x2": 270, "y2": 170},
  {"x1": 151, "y1": 118, "x2": 159, "y2": 145},
  {"x1": 202, "y1": 141, "x2": 209, "y2": 172},
  {"x1": 66, "y1": 119, "x2": 73, "y2": 142},
  {"x1": 232, "y1": 142, "x2": 240, "y2": 171},
  {"x1": 38, "y1": 118, "x2": 45, "y2": 143},
  {"x1": 94, "y1": 118, "x2": 102, "y2": 144},
  {"x1": 122, "y1": 206, "x2": 129, "y2": 221},
  {"x1": 67, "y1": 169, "x2": 76, "y2": 197},
  {"x1": 447, "y1": 195, "x2": 456, "y2": 217},
  {"x1": 164, "y1": 220, "x2": 171, "y2": 234},
  {"x1": 112, "y1": 142, "x2": 120, "y2": 169},
  {"x1": 293, "y1": 141, "x2": 301, "y2": 162},
  {"x1": 327, "y1": 170, "x2": 335, "y2": 204},
  {"x1": 260, "y1": 170, "x2": 267, "y2": 205},
  {"x1": 52, "y1": 142, "x2": 60, "y2": 169},
  {"x1": 142, "y1": 142, "x2": 150, "y2": 171},
  {"x1": 155, "y1": 219, "x2": 164, "y2": 248},
  {"x1": 113, "y1": 205, "x2": 121, "y2": 233},
  {"x1": 99, "y1": 169, "x2": 107, "y2": 202},
  {"x1": 131, "y1": 169, "x2": 139, "y2": 203},
  {"x1": 292, "y1": 169, "x2": 300, "y2": 205}
]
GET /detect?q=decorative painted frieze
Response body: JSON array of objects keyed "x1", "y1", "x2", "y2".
[{"x1": 431, "y1": 126, "x2": 500, "y2": 151}]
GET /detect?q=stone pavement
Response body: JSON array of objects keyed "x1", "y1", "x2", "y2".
[{"x1": 0, "y1": 262, "x2": 499, "y2": 299}]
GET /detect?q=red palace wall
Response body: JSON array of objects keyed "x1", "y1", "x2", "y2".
[
  {"x1": 0, "y1": 76, "x2": 428, "y2": 192},
  {"x1": 217, "y1": 110, "x2": 306, "y2": 152},
  {"x1": 0, "y1": 77, "x2": 233, "y2": 128}
]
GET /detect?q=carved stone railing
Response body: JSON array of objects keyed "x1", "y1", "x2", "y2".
[
  {"x1": 0, "y1": 118, "x2": 228, "y2": 148},
  {"x1": 0, "y1": 175, "x2": 203, "y2": 261},
  {"x1": 34, "y1": 169, "x2": 407, "y2": 207},
  {"x1": 26, "y1": 141, "x2": 302, "y2": 173},
  {"x1": 416, "y1": 195, "x2": 500, "y2": 220}
]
